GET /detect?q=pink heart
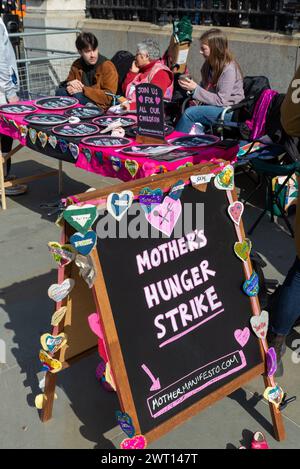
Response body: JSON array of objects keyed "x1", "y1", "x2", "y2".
[
  {"x1": 142, "y1": 162, "x2": 157, "y2": 177},
  {"x1": 228, "y1": 201, "x2": 244, "y2": 226},
  {"x1": 120, "y1": 435, "x2": 147, "y2": 450},
  {"x1": 234, "y1": 327, "x2": 250, "y2": 347},
  {"x1": 146, "y1": 196, "x2": 182, "y2": 237},
  {"x1": 138, "y1": 95, "x2": 144, "y2": 104},
  {"x1": 155, "y1": 97, "x2": 161, "y2": 105},
  {"x1": 88, "y1": 313, "x2": 103, "y2": 339}
]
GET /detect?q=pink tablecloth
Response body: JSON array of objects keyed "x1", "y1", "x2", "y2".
[{"x1": 0, "y1": 100, "x2": 238, "y2": 181}]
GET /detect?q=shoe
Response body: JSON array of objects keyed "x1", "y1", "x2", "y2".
[
  {"x1": 0, "y1": 184, "x2": 28, "y2": 196},
  {"x1": 251, "y1": 432, "x2": 269, "y2": 449},
  {"x1": 239, "y1": 446, "x2": 247, "y2": 449}
]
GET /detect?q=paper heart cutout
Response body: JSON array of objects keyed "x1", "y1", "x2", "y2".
[
  {"x1": 70, "y1": 230, "x2": 97, "y2": 256},
  {"x1": 63, "y1": 204, "x2": 98, "y2": 234},
  {"x1": 169, "y1": 179, "x2": 185, "y2": 201},
  {"x1": 234, "y1": 238, "x2": 252, "y2": 262},
  {"x1": 145, "y1": 196, "x2": 182, "y2": 237},
  {"x1": 88, "y1": 313, "x2": 103, "y2": 339},
  {"x1": 48, "y1": 278, "x2": 75, "y2": 302},
  {"x1": 155, "y1": 97, "x2": 161, "y2": 105},
  {"x1": 40, "y1": 332, "x2": 67, "y2": 354},
  {"x1": 120, "y1": 435, "x2": 147, "y2": 450},
  {"x1": 228, "y1": 201, "x2": 244, "y2": 226},
  {"x1": 267, "y1": 347, "x2": 277, "y2": 377},
  {"x1": 111, "y1": 156, "x2": 122, "y2": 172},
  {"x1": 250, "y1": 310, "x2": 269, "y2": 340},
  {"x1": 48, "y1": 135, "x2": 57, "y2": 149},
  {"x1": 116, "y1": 411, "x2": 135, "y2": 438},
  {"x1": 69, "y1": 142, "x2": 79, "y2": 160},
  {"x1": 75, "y1": 254, "x2": 97, "y2": 288},
  {"x1": 125, "y1": 159, "x2": 139, "y2": 178},
  {"x1": 19, "y1": 125, "x2": 28, "y2": 138},
  {"x1": 243, "y1": 271, "x2": 259, "y2": 297},
  {"x1": 38, "y1": 131, "x2": 48, "y2": 148},
  {"x1": 34, "y1": 393, "x2": 58, "y2": 409},
  {"x1": 39, "y1": 350, "x2": 62, "y2": 374},
  {"x1": 263, "y1": 384, "x2": 284, "y2": 408},
  {"x1": 48, "y1": 242, "x2": 76, "y2": 267},
  {"x1": 29, "y1": 128, "x2": 37, "y2": 145},
  {"x1": 59, "y1": 139, "x2": 68, "y2": 153},
  {"x1": 82, "y1": 147, "x2": 92, "y2": 163},
  {"x1": 107, "y1": 190, "x2": 134, "y2": 222},
  {"x1": 51, "y1": 306, "x2": 67, "y2": 327},
  {"x1": 214, "y1": 165, "x2": 234, "y2": 190},
  {"x1": 139, "y1": 187, "x2": 163, "y2": 213},
  {"x1": 234, "y1": 327, "x2": 250, "y2": 348},
  {"x1": 95, "y1": 151, "x2": 103, "y2": 164},
  {"x1": 142, "y1": 161, "x2": 157, "y2": 176}
]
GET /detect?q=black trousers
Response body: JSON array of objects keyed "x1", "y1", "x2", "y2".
[{"x1": 1, "y1": 135, "x2": 12, "y2": 175}]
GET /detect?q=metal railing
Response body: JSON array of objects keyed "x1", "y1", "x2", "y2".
[{"x1": 86, "y1": 0, "x2": 300, "y2": 33}]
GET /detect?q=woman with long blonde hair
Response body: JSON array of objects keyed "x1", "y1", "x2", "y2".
[{"x1": 176, "y1": 28, "x2": 244, "y2": 133}]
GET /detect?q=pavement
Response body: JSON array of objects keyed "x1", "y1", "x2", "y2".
[{"x1": 0, "y1": 146, "x2": 299, "y2": 449}]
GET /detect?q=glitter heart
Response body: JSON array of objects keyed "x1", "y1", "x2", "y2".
[
  {"x1": 120, "y1": 435, "x2": 147, "y2": 450},
  {"x1": 215, "y1": 165, "x2": 234, "y2": 190},
  {"x1": 243, "y1": 272, "x2": 259, "y2": 297},
  {"x1": 48, "y1": 135, "x2": 57, "y2": 149},
  {"x1": 38, "y1": 131, "x2": 48, "y2": 148},
  {"x1": 234, "y1": 239, "x2": 252, "y2": 262},
  {"x1": 29, "y1": 128, "x2": 37, "y2": 144},
  {"x1": 125, "y1": 159, "x2": 139, "y2": 178}
]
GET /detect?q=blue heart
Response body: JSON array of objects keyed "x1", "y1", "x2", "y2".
[
  {"x1": 59, "y1": 139, "x2": 68, "y2": 153},
  {"x1": 110, "y1": 194, "x2": 131, "y2": 219},
  {"x1": 139, "y1": 188, "x2": 163, "y2": 214},
  {"x1": 243, "y1": 272, "x2": 259, "y2": 297},
  {"x1": 111, "y1": 156, "x2": 122, "y2": 171},
  {"x1": 95, "y1": 151, "x2": 103, "y2": 164},
  {"x1": 82, "y1": 148, "x2": 92, "y2": 163},
  {"x1": 169, "y1": 179, "x2": 185, "y2": 201},
  {"x1": 116, "y1": 411, "x2": 135, "y2": 438},
  {"x1": 70, "y1": 231, "x2": 97, "y2": 256}
]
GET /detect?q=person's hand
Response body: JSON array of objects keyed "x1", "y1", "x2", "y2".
[
  {"x1": 121, "y1": 101, "x2": 130, "y2": 111},
  {"x1": 130, "y1": 60, "x2": 140, "y2": 74},
  {"x1": 8, "y1": 95, "x2": 19, "y2": 103},
  {"x1": 68, "y1": 80, "x2": 84, "y2": 93},
  {"x1": 178, "y1": 77, "x2": 198, "y2": 92}
]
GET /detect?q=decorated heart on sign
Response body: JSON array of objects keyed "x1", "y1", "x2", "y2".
[
  {"x1": 95, "y1": 151, "x2": 103, "y2": 164},
  {"x1": 48, "y1": 278, "x2": 75, "y2": 302},
  {"x1": 138, "y1": 95, "x2": 144, "y2": 104},
  {"x1": 111, "y1": 156, "x2": 122, "y2": 172},
  {"x1": 169, "y1": 180, "x2": 185, "y2": 201},
  {"x1": 63, "y1": 204, "x2": 98, "y2": 234},
  {"x1": 82, "y1": 147, "x2": 92, "y2": 163},
  {"x1": 145, "y1": 196, "x2": 182, "y2": 237},
  {"x1": 234, "y1": 239, "x2": 252, "y2": 262},
  {"x1": 214, "y1": 165, "x2": 234, "y2": 190},
  {"x1": 19, "y1": 125, "x2": 28, "y2": 138},
  {"x1": 75, "y1": 254, "x2": 97, "y2": 288},
  {"x1": 155, "y1": 97, "x2": 161, "y2": 105},
  {"x1": 38, "y1": 131, "x2": 48, "y2": 148},
  {"x1": 267, "y1": 347, "x2": 277, "y2": 377},
  {"x1": 107, "y1": 190, "x2": 134, "y2": 222},
  {"x1": 125, "y1": 159, "x2": 139, "y2": 178},
  {"x1": 139, "y1": 187, "x2": 163, "y2": 214},
  {"x1": 234, "y1": 327, "x2": 250, "y2": 348},
  {"x1": 142, "y1": 161, "x2": 156, "y2": 176},
  {"x1": 116, "y1": 411, "x2": 135, "y2": 438},
  {"x1": 228, "y1": 201, "x2": 244, "y2": 225},
  {"x1": 263, "y1": 384, "x2": 284, "y2": 408},
  {"x1": 120, "y1": 435, "x2": 147, "y2": 450},
  {"x1": 243, "y1": 271, "x2": 259, "y2": 297},
  {"x1": 70, "y1": 230, "x2": 97, "y2": 256},
  {"x1": 250, "y1": 310, "x2": 269, "y2": 340},
  {"x1": 48, "y1": 242, "x2": 76, "y2": 267},
  {"x1": 48, "y1": 135, "x2": 57, "y2": 149},
  {"x1": 29, "y1": 128, "x2": 37, "y2": 144},
  {"x1": 88, "y1": 313, "x2": 103, "y2": 339},
  {"x1": 59, "y1": 139, "x2": 68, "y2": 153},
  {"x1": 40, "y1": 332, "x2": 67, "y2": 354},
  {"x1": 39, "y1": 350, "x2": 62, "y2": 373},
  {"x1": 51, "y1": 306, "x2": 67, "y2": 327},
  {"x1": 69, "y1": 142, "x2": 79, "y2": 160}
]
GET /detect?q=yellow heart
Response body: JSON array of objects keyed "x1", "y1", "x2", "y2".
[
  {"x1": 51, "y1": 306, "x2": 67, "y2": 327},
  {"x1": 39, "y1": 350, "x2": 62, "y2": 374}
]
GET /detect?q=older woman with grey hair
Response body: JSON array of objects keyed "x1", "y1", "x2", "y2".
[{"x1": 122, "y1": 38, "x2": 174, "y2": 111}]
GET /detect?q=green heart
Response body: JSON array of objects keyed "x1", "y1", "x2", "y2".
[
  {"x1": 234, "y1": 239, "x2": 252, "y2": 262},
  {"x1": 63, "y1": 205, "x2": 98, "y2": 234},
  {"x1": 125, "y1": 159, "x2": 139, "y2": 178}
]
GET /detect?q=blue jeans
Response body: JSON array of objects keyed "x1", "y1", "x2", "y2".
[
  {"x1": 271, "y1": 257, "x2": 300, "y2": 335},
  {"x1": 176, "y1": 104, "x2": 233, "y2": 134},
  {"x1": 55, "y1": 87, "x2": 93, "y2": 105}
]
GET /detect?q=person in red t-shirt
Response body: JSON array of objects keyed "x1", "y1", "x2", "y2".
[{"x1": 121, "y1": 38, "x2": 174, "y2": 111}]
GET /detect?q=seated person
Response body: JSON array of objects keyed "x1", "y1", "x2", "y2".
[
  {"x1": 56, "y1": 32, "x2": 118, "y2": 110},
  {"x1": 121, "y1": 38, "x2": 174, "y2": 112},
  {"x1": 176, "y1": 28, "x2": 244, "y2": 134}
]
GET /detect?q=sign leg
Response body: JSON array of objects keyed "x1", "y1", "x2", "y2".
[{"x1": 41, "y1": 372, "x2": 57, "y2": 422}]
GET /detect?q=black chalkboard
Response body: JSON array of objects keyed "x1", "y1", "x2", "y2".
[
  {"x1": 95, "y1": 181, "x2": 262, "y2": 435},
  {"x1": 136, "y1": 83, "x2": 165, "y2": 140}
]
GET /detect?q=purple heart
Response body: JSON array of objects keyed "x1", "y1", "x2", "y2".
[
  {"x1": 267, "y1": 347, "x2": 277, "y2": 377},
  {"x1": 59, "y1": 139, "x2": 68, "y2": 153}
]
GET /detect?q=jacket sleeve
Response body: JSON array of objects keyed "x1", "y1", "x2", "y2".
[
  {"x1": 66, "y1": 66, "x2": 78, "y2": 83},
  {"x1": 193, "y1": 64, "x2": 239, "y2": 107},
  {"x1": 281, "y1": 66, "x2": 300, "y2": 137},
  {"x1": 0, "y1": 20, "x2": 18, "y2": 99},
  {"x1": 83, "y1": 61, "x2": 119, "y2": 109}
]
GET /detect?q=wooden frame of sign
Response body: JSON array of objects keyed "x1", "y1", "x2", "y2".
[{"x1": 41, "y1": 162, "x2": 285, "y2": 445}]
